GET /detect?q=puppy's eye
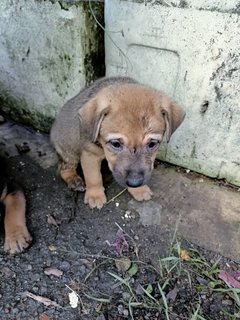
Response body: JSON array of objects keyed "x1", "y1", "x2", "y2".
[
  {"x1": 108, "y1": 139, "x2": 123, "y2": 151},
  {"x1": 147, "y1": 140, "x2": 160, "y2": 151}
]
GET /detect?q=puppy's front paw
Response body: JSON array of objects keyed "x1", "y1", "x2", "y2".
[
  {"x1": 128, "y1": 185, "x2": 153, "y2": 201},
  {"x1": 67, "y1": 175, "x2": 86, "y2": 192},
  {"x1": 84, "y1": 187, "x2": 107, "y2": 209},
  {"x1": 4, "y1": 226, "x2": 32, "y2": 254},
  {"x1": 60, "y1": 166, "x2": 85, "y2": 191}
]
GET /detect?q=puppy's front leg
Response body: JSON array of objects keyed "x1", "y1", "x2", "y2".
[
  {"x1": 60, "y1": 162, "x2": 85, "y2": 192},
  {"x1": 128, "y1": 185, "x2": 153, "y2": 201},
  {"x1": 81, "y1": 150, "x2": 106, "y2": 209},
  {"x1": 4, "y1": 191, "x2": 32, "y2": 253}
]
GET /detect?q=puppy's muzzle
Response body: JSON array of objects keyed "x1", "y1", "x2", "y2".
[{"x1": 126, "y1": 170, "x2": 144, "y2": 188}]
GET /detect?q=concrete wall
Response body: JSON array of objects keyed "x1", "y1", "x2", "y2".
[
  {"x1": 105, "y1": 0, "x2": 240, "y2": 186},
  {"x1": 0, "y1": 0, "x2": 104, "y2": 131}
]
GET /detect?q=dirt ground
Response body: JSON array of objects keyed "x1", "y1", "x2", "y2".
[{"x1": 0, "y1": 118, "x2": 239, "y2": 320}]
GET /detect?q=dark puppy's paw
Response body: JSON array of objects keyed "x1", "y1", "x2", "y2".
[
  {"x1": 4, "y1": 226, "x2": 32, "y2": 254},
  {"x1": 60, "y1": 166, "x2": 86, "y2": 192},
  {"x1": 68, "y1": 175, "x2": 86, "y2": 192}
]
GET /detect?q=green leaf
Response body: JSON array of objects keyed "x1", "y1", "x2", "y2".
[
  {"x1": 128, "y1": 263, "x2": 138, "y2": 277},
  {"x1": 146, "y1": 284, "x2": 153, "y2": 294}
]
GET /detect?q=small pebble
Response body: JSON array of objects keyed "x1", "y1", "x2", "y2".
[
  {"x1": 32, "y1": 286, "x2": 39, "y2": 293},
  {"x1": 123, "y1": 309, "x2": 129, "y2": 317},
  {"x1": 117, "y1": 304, "x2": 124, "y2": 314},
  {"x1": 60, "y1": 261, "x2": 71, "y2": 271}
]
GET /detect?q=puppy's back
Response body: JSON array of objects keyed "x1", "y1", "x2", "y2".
[{"x1": 61, "y1": 76, "x2": 137, "y2": 115}]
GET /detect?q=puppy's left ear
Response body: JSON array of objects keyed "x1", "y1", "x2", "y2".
[
  {"x1": 161, "y1": 98, "x2": 185, "y2": 142},
  {"x1": 78, "y1": 98, "x2": 110, "y2": 142}
]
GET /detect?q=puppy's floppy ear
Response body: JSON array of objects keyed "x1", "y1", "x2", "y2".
[
  {"x1": 78, "y1": 97, "x2": 110, "y2": 142},
  {"x1": 160, "y1": 96, "x2": 185, "y2": 142}
]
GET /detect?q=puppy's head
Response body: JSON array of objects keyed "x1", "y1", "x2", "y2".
[{"x1": 79, "y1": 83, "x2": 185, "y2": 188}]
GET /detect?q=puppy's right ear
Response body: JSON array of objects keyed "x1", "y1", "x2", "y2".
[
  {"x1": 160, "y1": 97, "x2": 185, "y2": 142},
  {"x1": 78, "y1": 98, "x2": 110, "y2": 142}
]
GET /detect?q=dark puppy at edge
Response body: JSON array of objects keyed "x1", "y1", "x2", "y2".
[
  {"x1": 50, "y1": 76, "x2": 185, "y2": 209},
  {"x1": 0, "y1": 157, "x2": 32, "y2": 253}
]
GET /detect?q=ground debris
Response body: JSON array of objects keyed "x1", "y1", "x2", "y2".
[
  {"x1": 218, "y1": 270, "x2": 240, "y2": 289},
  {"x1": 15, "y1": 142, "x2": 31, "y2": 154},
  {"x1": 115, "y1": 256, "x2": 131, "y2": 272},
  {"x1": 47, "y1": 214, "x2": 61, "y2": 227},
  {"x1": 105, "y1": 228, "x2": 129, "y2": 254},
  {"x1": 44, "y1": 267, "x2": 63, "y2": 277},
  {"x1": 23, "y1": 291, "x2": 62, "y2": 308}
]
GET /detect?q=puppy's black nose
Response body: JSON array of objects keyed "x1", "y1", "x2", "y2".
[{"x1": 126, "y1": 171, "x2": 144, "y2": 188}]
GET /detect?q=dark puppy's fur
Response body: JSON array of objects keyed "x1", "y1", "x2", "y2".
[
  {"x1": 0, "y1": 157, "x2": 32, "y2": 253},
  {"x1": 51, "y1": 76, "x2": 185, "y2": 209}
]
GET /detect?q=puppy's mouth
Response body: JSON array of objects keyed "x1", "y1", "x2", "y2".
[{"x1": 112, "y1": 169, "x2": 151, "y2": 188}]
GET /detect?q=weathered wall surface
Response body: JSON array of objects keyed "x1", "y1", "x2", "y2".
[
  {"x1": 105, "y1": 0, "x2": 240, "y2": 186},
  {"x1": 0, "y1": 0, "x2": 104, "y2": 131}
]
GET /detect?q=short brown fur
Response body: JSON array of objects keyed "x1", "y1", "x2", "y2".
[
  {"x1": 51, "y1": 77, "x2": 185, "y2": 209},
  {"x1": 0, "y1": 181, "x2": 32, "y2": 253}
]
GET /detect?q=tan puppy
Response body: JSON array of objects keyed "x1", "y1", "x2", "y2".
[{"x1": 50, "y1": 77, "x2": 185, "y2": 209}]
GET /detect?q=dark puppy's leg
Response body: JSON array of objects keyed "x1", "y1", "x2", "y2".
[
  {"x1": 3, "y1": 189, "x2": 32, "y2": 253},
  {"x1": 59, "y1": 162, "x2": 85, "y2": 192}
]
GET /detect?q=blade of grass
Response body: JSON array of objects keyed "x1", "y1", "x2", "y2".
[
  {"x1": 141, "y1": 285, "x2": 160, "y2": 307},
  {"x1": 157, "y1": 282, "x2": 170, "y2": 320},
  {"x1": 83, "y1": 292, "x2": 111, "y2": 303},
  {"x1": 190, "y1": 304, "x2": 207, "y2": 320},
  {"x1": 108, "y1": 271, "x2": 134, "y2": 297}
]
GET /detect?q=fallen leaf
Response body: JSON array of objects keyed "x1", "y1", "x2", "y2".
[
  {"x1": 44, "y1": 267, "x2": 63, "y2": 277},
  {"x1": 233, "y1": 271, "x2": 240, "y2": 280},
  {"x1": 24, "y1": 291, "x2": 61, "y2": 308},
  {"x1": 145, "y1": 284, "x2": 153, "y2": 294},
  {"x1": 78, "y1": 258, "x2": 94, "y2": 269},
  {"x1": 128, "y1": 263, "x2": 138, "y2": 277},
  {"x1": 115, "y1": 257, "x2": 131, "y2": 273},
  {"x1": 180, "y1": 249, "x2": 191, "y2": 261},
  {"x1": 69, "y1": 291, "x2": 79, "y2": 308},
  {"x1": 219, "y1": 271, "x2": 240, "y2": 289},
  {"x1": 166, "y1": 287, "x2": 178, "y2": 302},
  {"x1": 105, "y1": 229, "x2": 129, "y2": 254}
]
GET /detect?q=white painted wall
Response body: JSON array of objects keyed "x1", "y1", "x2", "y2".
[{"x1": 105, "y1": 0, "x2": 240, "y2": 186}]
